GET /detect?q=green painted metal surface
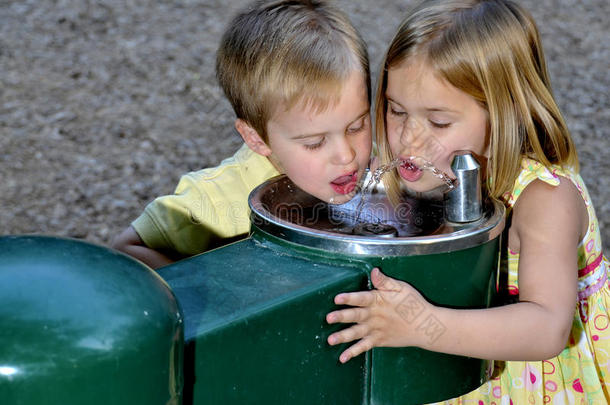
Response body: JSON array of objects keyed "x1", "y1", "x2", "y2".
[
  {"x1": 0, "y1": 236, "x2": 184, "y2": 405},
  {"x1": 366, "y1": 241, "x2": 499, "y2": 404},
  {"x1": 250, "y1": 228, "x2": 501, "y2": 404},
  {"x1": 0, "y1": 209, "x2": 500, "y2": 404},
  {"x1": 158, "y1": 238, "x2": 370, "y2": 405}
]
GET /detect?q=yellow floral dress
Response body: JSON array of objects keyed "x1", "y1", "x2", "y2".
[{"x1": 431, "y1": 158, "x2": 610, "y2": 405}]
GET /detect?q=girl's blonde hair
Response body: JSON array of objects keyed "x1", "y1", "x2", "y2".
[
  {"x1": 375, "y1": 0, "x2": 577, "y2": 200},
  {"x1": 217, "y1": 0, "x2": 370, "y2": 142}
]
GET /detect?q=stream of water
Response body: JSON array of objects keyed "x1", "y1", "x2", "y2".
[{"x1": 352, "y1": 156, "x2": 456, "y2": 226}]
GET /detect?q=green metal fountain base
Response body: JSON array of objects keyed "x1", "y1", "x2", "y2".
[
  {"x1": 158, "y1": 237, "x2": 370, "y2": 405},
  {"x1": 159, "y1": 227, "x2": 500, "y2": 405},
  {"x1": 0, "y1": 226, "x2": 499, "y2": 405}
]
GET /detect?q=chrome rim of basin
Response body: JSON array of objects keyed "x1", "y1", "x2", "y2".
[{"x1": 249, "y1": 174, "x2": 505, "y2": 256}]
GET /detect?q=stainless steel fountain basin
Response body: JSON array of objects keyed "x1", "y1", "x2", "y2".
[{"x1": 249, "y1": 174, "x2": 505, "y2": 257}]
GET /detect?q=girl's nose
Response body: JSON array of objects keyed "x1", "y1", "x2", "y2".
[
  {"x1": 399, "y1": 116, "x2": 433, "y2": 158},
  {"x1": 400, "y1": 116, "x2": 425, "y2": 146},
  {"x1": 333, "y1": 137, "x2": 356, "y2": 165}
]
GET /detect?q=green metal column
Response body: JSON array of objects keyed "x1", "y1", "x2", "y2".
[
  {"x1": 158, "y1": 237, "x2": 370, "y2": 405},
  {"x1": 0, "y1": 236, "x2": 184, "y2": 405}
]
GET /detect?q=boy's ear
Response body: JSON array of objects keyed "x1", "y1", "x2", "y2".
[{"x1": 235, "y1": 119, "x2": 272, "y2": 156}]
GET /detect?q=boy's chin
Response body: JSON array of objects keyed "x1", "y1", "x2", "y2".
[
  {"x1": 326, "y1": 191, "x2": 357, "y2": 205},
  {"x1": 294, "y1": 186, "x2": 354, "y2": 205}
]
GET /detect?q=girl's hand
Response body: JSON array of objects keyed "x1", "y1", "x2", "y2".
[{"x1": 326, "y1": 268, "x2": 433, "y2": 363}]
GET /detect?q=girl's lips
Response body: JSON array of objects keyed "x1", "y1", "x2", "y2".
[
  {"x1": 398, "y1": 159, "x2": 423, "y2": 182},
  {"x1": 331, "y1": 171, "x2": 358, "y2": 195}
]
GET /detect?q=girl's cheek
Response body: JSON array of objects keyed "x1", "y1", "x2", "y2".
[
  {"x1": 388, "y1": 137, "x2": 402, "y2": 157},
  {"x1": 386, "y1": 127, "x2": 401, "y2": 151}
]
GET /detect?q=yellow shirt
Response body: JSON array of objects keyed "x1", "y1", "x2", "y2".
[{"x1": 132, "y1": 144, "x2": 279, "y2": 256}]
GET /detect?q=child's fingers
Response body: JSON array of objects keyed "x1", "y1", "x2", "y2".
[
  {"x1": 326, "y1": 306, "x2": 369, "y2": 325},
  {"x1": 371, "y1": 268, "x2": 403, "y2": 291},
  {"x1": 334, "y1": 290, "x2": 376, "y2": 306},
  {"x1": 339, "y1": 338, "x2": 376, "y2": 363},
  {"x1": 327, "y1": 322, "x2": 369, "y2": 346}
]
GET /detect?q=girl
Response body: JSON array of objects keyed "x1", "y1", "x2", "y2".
[{"x1": 326, "y1": 0, "x2": 609, "y2": 403}]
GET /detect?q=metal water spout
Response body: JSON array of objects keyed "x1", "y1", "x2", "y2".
[{"x1": 446, "y1": 153, "x2": 483, "y2": 223}]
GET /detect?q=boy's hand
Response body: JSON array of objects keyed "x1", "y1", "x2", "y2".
[
  {"x1": 111, "y1": 226, "x2": 175, "y2": 269},
  {"x1": 326, "y1": 268, "x2": 433, "y2": 363}
]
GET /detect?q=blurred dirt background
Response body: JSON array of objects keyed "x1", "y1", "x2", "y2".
[{"x1": 1, "y1": 0, "x2": 608, "y2": 251}]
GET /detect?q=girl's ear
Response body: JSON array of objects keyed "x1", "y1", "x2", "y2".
[{"x1": 235, "y1": 119, "x2": 272, "y2": 156}]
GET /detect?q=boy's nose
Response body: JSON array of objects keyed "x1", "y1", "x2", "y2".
[{"x1": 332, "y1": 137, "x2": 356, "y2": 165}]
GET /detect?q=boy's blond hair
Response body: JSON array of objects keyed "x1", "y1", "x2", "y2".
[
  {"x1": 217, "y1": 0, "x2": 370, "y2": 143},
  {"x1": 375, "y1": 0, "x2": 577, "y2": 200}
]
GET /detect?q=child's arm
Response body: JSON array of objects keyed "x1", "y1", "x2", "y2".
[
  {"x1": 111, "y1": 226, "x2": 175, "y2": 269},
  {"x1": 327, "y1": 177, "x2": 585, "y2": 363}
]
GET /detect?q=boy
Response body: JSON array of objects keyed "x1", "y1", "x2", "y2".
[{"x1": 112, "y1": 0, "x2": 372, "y2": 268}]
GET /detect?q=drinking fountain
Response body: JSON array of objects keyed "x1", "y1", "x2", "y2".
[
  {"x1": 158, "y1": 153, "x2": 504, "y2": 404},
  {"x1": 0, "y1": 154, "x2": 504, "y2": 404}
]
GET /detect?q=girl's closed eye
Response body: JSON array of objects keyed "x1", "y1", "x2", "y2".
[
  {"x1": 430, "y1": 120, "x2": 451, "y2": 129},
  {"x1": 390, "y1": 108, "x2": 406, "y2": 117},
  {"x1": 388, "y1": 103, "x2": 407, "y2": 117},
  {"x1": 387, "y1": 101, "x2": 407, "y2": 118}
]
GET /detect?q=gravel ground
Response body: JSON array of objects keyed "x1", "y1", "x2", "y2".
[{"x1": 1, "y1": 0, "x2": 608, "y2": 252}]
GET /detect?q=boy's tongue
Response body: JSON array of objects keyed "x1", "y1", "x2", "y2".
[{"x1": 331, "y1": 172, "x2": 356, "y2": 195}]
